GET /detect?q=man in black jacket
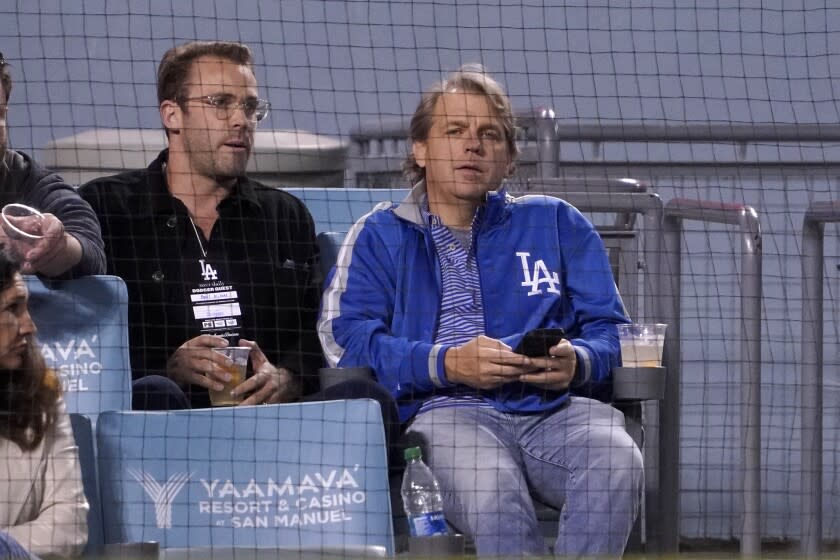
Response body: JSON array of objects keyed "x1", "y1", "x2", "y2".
[
  {"x1": 80, "y1": 41, "x2": 320, "y2": 409},
  {"x1": 0, "y1": 52, "x2": 104, "y2": 277},
  {"x1": 79, "y1": 41, "x2": 398, "y2": 437}
]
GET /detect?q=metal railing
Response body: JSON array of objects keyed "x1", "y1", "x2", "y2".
[
  {"x1": 800, "y1": 201, "x2": 840, "y2": 556},
  {"x1": 552, "y1": 122, "x2": 840, "y2": 143},
  {"x1": 348, "y1": 119, "x2": 840, "y2": 186},
  {"x1": 546, "y1": 122, "x2": 840, "y2": 175},
  {"x1": 662, "y1": 200, "x2": 763, "y2": 556}
]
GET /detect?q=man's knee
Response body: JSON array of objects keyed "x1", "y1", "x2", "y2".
[
  {"x1": 625, "y1": 438, "x2": 645, "y2": 495},
  {"x1": 613, "y1": 428, "x2": 644, "y2": 479},
  {"x1": 436, "y1": 449, "x2": 530, "y2": 513},
  {"x1": 598, "y1": 429, "x2": 644, "y2": 507}
]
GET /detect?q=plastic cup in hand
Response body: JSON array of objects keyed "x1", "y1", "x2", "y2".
[
  {"x1": 1, "y1": 203, "x2": 44, "y2": 262},
  {"x1": 617, "y1": 323, "x2": 667, "y2": 367},
  {"x1": 1, "y1": 203, "x2": 45, "y2": 241},
  {"x1": 208, "y1": 346, "x2": 250, "y2": 406}
]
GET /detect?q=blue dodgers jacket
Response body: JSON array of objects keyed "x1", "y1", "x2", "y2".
[{"x1": 318, "y1": 183, "x2": 630, "y2": 423}]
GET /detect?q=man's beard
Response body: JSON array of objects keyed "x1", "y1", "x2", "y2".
[
  {"x1": 186, "y1": 140, "x2": 249, "y2": 182},
  {"x1": 211, "y1": 152, "x2": 250, "y2": 181}
]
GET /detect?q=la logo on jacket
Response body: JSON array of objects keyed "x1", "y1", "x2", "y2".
[{"x1": 516, "y1": 252, "x2": 560, "y2": 296}]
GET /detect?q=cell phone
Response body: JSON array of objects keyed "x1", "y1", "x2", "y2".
[{"x1": 513, "y1": 328, "x2": 566, "y2": 357}]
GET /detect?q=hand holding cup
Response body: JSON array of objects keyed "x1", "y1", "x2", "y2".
[
  {"x1": 208, "y1": 346, "x2": 251, "y2": 406},
  {"x1": 1, "y1": 203, "x2": 45, "y2": 263},
  {"x1": 0, "y1": 203, "x2": 72, "y2": 274}
]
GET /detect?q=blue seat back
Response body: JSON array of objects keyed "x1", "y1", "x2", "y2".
[
  {"x1": 281, "y1": 188, "x2": 408, "y2": 233},
  {"x1": 286, "y1": 188, "x2": 407, "y2": 282},
  {"x1": 317, "y1": 231, "x2": 347, "y2": 281},
  {"x1": 69, "y1": 412, "x2": 104, "y2": 556},
  {"x1": 25, "y1": 275, "x2": 132, "y2": 421},
  {"x1": 96, "y1": 401, "x2": 394, "y2": 555}
]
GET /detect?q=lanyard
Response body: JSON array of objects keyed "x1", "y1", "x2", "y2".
[
  {"x1": 188, "y1": 216, "x2": 208, "y2": 258},
  {"x1": 164, "y1": 161, "x2": 209, "y2": 259}
]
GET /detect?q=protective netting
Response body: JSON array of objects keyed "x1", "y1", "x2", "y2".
[{"x1": 1, "y1": 0, "x2": 839, "y2": 553}]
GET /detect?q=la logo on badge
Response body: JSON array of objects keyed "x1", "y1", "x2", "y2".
[{"x1": 199, "y1": 259, "x2": 218, "y2": 281}]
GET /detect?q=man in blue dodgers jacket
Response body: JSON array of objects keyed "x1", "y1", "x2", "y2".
[{"x1": 318, "y1": 65, "x2": 642, "y2": 557}]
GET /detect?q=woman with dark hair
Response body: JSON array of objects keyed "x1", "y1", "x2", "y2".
[{"x1": 0, "y1": 251, "x2": 88, "y2": 558}]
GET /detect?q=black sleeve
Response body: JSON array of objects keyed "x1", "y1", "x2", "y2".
[
  {"x1": 79, "y1": 179, "x2": 171, "y2": 383},
  {"x1": 28, "y1": 173, "x2": 106, "y2": 277}
]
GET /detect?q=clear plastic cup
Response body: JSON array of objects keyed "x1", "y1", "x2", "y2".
[
  {"x1": 617, "y1": 323, "x2": 667, "y2": 367},
  {"x1": 208, "y1": 346, "x2": 250, "y2": 406},
  {"x1": 1, "y1": 203, "x2": 45, "y2": 263},
  {"x1": 1, "y1": 203, "x2": 45, "y2": 241}
]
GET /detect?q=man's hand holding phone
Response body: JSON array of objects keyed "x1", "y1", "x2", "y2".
[
  {"x1": 443, "y1": 330, "x2": 578, "y2": 392},
  {"x1": 514, "y1": 328, "x2": 577, "y2": 391},
  {"x1": 444, "y1": 335, "x2": 532, "y2": 390}
]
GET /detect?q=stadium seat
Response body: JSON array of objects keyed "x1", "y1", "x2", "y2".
[
  {"x1": 69, "y1": 412, "x2": 104, "y2": 556},
  {"x1": 283, "y1": 187, "x2": 408, "y2": 235},
  {"x1": 26, "y1": 275, "x2": 132, "y2": 423},
  {"x1": 95, "y1": 401, "x2": 394, "y2": 556},
  {"x1": 316, "y1": 231, "x2": 346, "y2": 282}
]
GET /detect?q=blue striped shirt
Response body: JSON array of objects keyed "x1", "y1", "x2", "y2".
[{"x1": 418, "y1": 202, "x2": 492, "y2": 414}]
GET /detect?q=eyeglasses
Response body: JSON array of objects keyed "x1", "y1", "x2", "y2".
[
  {"x1": 0, "y1": 52, "x2": 6, "y2": 67},
  {"x1": 180, "y1": 94, "x2": 270, "y2": 123}
]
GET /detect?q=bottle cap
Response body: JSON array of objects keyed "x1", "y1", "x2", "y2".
[{"x1": 404, "y1": 446, "x2": 422, "y2": 461}]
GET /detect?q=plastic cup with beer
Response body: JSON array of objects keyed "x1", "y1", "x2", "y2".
[
  {"x1": 208, "y1": 346, "x2": 250, "y2": 406},
  {"x1": 617, "y1": 323, "x2": 667, "y2": 367}
]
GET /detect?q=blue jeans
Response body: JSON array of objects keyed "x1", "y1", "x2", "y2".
[
  {"x1": 405, "y1": 397, "x2": 643, "y2": 557},
  {"x1": 0, "y1": 531, "x2": 31, "y2": 559}
]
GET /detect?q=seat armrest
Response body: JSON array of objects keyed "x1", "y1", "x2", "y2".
[{"x1": 319, "y1": 366, "x2": 374, "y2": 391}]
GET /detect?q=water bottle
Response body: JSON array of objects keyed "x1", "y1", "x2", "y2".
[{"x1": 401, "y1": 446, "x2": 449, "y2": 537}]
